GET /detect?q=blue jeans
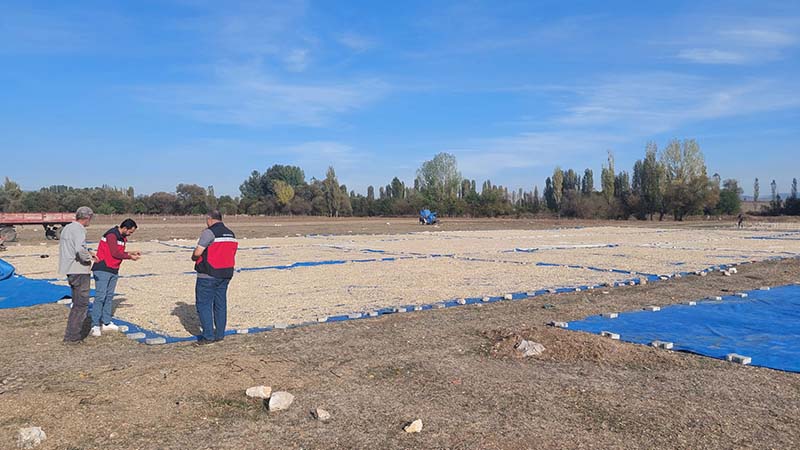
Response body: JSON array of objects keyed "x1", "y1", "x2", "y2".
[
  {"x1": 195, "y1": 277, "x2": 230, "y2": 341},
  {"x1": 91, "y1": 271, "x2": 119, "y2": 327}
]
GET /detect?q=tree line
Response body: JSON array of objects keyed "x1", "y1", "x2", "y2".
[{"x1": 2, "y1": 139, "x2": 797, "y2": 219}]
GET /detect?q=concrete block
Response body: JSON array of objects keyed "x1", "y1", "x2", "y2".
[
  {"x1": 651, "y1": 340, "x2": 673, "y2": 350},
  {"x1": 316, "y1": 316, "x2": 328, "y2": 323},
  {"x1": 659, "y1": 276, "x2": 669, "y2": 281},
  {"x1": 726, "y1": 353, "x2": 751, "y2": 365},
  {"x1": 236, "y1": 329, "x2": 249, "y2": 334},
  {"x1": 548, "y1": 321, "x2": 568, "y2": 328},
  {"x1": 546, "y1": 288, "x2": 557, "y2": 294},
  {"x1": 145, "y1": 337, "x2": 166, "y2": 345},
  {"x1": 57, "y1": 298, "x2": 72, "y2": 305},
  {"x1": 601, "y1": 312, "x2": 618, "y2": 319},
  {"x1": 600, "y1": 331, "x2": 620, "y2": 340},
  {"x1": 433, "y1": 304, "x2": 445, "y2": 309},
  {"x1": 736, "y1": 292, "x2": 748, "y2": 298},
  {"x1": 526, "y1": 292, "x2": 537, "y2": 297},
  {"x1": 759, "y1": 286, "x2": 770, "y2": 291},
  {"x1": 482, "y1": 296, "x2": 491, "y2": 302},
  {"x1": 712, "y1": 296, "x2": 723, "y2": 301},
  {"x1": 348, "y1": 313, "x2": 362, "y2": 318},
  {"x1": 368, "y1": 311, "x2": 379, "y2": 317},
  {"x1": 456, "y1": 298, "x2": 467, "y2": 305},
  {"x1": 117, "y1": 325, "x2": 129, "y2": 333},
  {"x1": 412, "y1": 306, "x2": 422, "y2": 311},
  {"x1": 687, "y1": 301, "x2": 697, "y2": 306},
  {"x1": 274, "y1": 323, "x2": 289, "y2": 329},
  {"x1": 643, "y1": 306, "x2": 661, "y2": 312},
  {"x1": 504, "y1": 294, "x2": 513, "y2": 300},
  {"x1": 395, "y1": 307, "x2": 407, "y2": 313},
  {"x1": 126, "y1": 332, "x2": 146, "y2": 340}
]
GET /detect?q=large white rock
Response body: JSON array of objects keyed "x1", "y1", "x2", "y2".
[
  {"x1": 268, "y1": 391, "x2": 295, "y2": 411},
  {"x1": 515, "y1": 340, "x2": 545, "y2": 357},
  {"x1": 17, "y1": 427, "x2": 46, "y2": 449},
  {"x1": 245, "y1": 385, "x2": 272, "y2": 399},
  {"x1": 404, "y1": 419, "x2": 423, "y2": 433}
]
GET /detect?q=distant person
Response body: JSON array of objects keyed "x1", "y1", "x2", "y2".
[
  {"x1": 59, "y1": 206, "x2": 96, "y2": 344},
  {"x1": 90, "y1": 218, "x2": 141, "y2": 337},
  {"x1": 191, "y1": 210, "x2": 238, "y2": 345},
  {"x1": 737, "y1": 213, "x2": 744, "y2": 229}
]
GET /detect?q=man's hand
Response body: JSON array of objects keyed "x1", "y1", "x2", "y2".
[{"x1": 130, "y1": 254, "x2": 141, "y2": 261}]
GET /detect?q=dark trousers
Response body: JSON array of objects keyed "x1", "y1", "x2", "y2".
[
  {"x1": 64, "y1": 273, "x2": 91, "y2": 342},
  {"x1": 195, "y1": 277, "x2": 230, "y2": 341}
]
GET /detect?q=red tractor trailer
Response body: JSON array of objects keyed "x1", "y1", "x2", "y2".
[{"x1": 0, "y1": 213, "x2": 74, "y2": 242}]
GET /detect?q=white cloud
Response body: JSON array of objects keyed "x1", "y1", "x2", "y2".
[
  {"x1": 673, "y1": 16, "x2": 800, "y2": 65},
  {"x1": 676, "y1": 48, "x2": 749, "y2": 64},
  {"x1": 337, "y1": 32, "x2": 376, "y2": 52},
  {"x1": 139, "y1": 62, "x2": 389, "y2": 127}
]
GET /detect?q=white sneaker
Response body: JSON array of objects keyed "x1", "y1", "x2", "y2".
[
  {"x1": 91, "y1": 326, "x2": 102, "y2": 337},
  {"x1": 102, "y1": 322, "x2": 120, "y2": 332}
]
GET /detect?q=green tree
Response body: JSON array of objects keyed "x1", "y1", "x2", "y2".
[
  {"x1": 415, "y1": 152, "x2": 462, "y2": 213},
  {"x1": 581, "y1": 169, "x2": 594, "y2": 195},
  {"x1": 717, "y1": 179, "x2": 742, "y2": 215},
  {"x1": 552, "y1": 167, "x2": 564, "y2": 216},
  {"x1": 601, "y1": 151, "x2": 615, "y2": 203},
  {"x1": 661, "y1": 139, "x2": 711, "y2": 220},
  {"x1": 753, "y1": 178, "x2": 760, "y2": 203}
]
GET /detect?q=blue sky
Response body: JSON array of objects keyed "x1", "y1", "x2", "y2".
[{"x1": 2, "y1": 0, "x2": 799, "y2": 197}]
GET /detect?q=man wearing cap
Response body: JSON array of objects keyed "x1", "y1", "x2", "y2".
[
  {"x1": 90, "y1": 218, "x2": 142, "y2": 337},
  {"x1": 59, "y1": 206, "x2": 96, "y2": 343},
  {"x1": 191, "y1": 210, "x2": 238, "y2": 345}
]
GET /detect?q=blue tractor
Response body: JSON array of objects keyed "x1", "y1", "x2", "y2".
[{"x1": 419, "y1": 209, "x2": 438, "y2": 225}]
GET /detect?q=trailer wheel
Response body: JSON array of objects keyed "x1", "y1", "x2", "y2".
[{"x1": 0, "y1": 225, "x2": 17, "y2": 242}]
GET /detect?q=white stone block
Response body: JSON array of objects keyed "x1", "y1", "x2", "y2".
[
  {"x1": 456, "y1": 298, "x2": 466, "y2": 305},
  {"x1": 548, "y1": 321, "x2": 568, "y2": 328},
  {"x1": 726, "y1": 353, "x2": 751, "y2": 365},
  {"x1": 482, "y1": 296, "x2": 491, "y2": 302},
  {"x1": 643, "y1": 306, "x2": 661, "y2": 312},
  {"x1": 117, "y1": 325, "x2": 129, "y2": 333},
  {"x1": 145, "y1": 337, "x2": 166, "y2": 345},
  {"x1": 236, "y1": 329, "x2": 249, "y2": 334},
  {"x1": 601, "y1": 312, "x2": 618, "y2": 319},
  {"x1": 600, "y1": 331, "x2": 620, "y2": 340},
  {"x1": 736, "y1": 293, "x2": 748, "y2": 298},
  {"x1": 316, "y1": 316, "x2": 328, "y2": 323},
  {"x1": 126, "y1": 332, "x2": 145, "y2": 340},
  {"x1": 348, "y1": 313, "x2": 362, "y2": 319},
  {"x1": 650, "y1": 340, "x2": 673, "y2": 350},
  {"x1": 687, "y1": 301, "x2": 697, "y2": 306},
  {"x1": 504, "y1": 293, "x2": 513, "y2": 300},
  {"x1": 273, "y1": 323, "x2": 289, "y2": 329},
  {"x1": 57, "y1": 299, "x2": 72, "y2": 305},
  {"x1": 395, "y1": 307, "x2": 407, "y2": 313},
  {"x1": 759, "y1": 286, "x2": 770, "y2": 291}
]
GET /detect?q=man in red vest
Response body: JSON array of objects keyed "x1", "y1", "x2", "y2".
[
  {"x1": 90, "y1": 218, "x2": 141, "y2": 336},
  {"x1": 191, "y1": 210, "x2": 238, "y2": 345}
]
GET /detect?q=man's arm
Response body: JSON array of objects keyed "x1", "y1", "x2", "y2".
[
  {"x1": 192, "y1": 229, "x2": 215, "y2": 262},
  {"x1": 191, "y1": 245, "x2": 205, "y2": 262},
  {"x1": 106, "y1": 233, "x2": 133, "y2": 260}
]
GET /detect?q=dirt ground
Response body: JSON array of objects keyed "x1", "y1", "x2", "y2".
[{"x1": 2, "y1": 218, "x2": 800, "y2": 449}]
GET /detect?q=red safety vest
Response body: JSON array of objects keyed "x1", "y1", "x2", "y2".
[
  {"x1": 93, "y1": 227, "x2": 127, "y2": 274},
  {"x1": 195, "y1": 222, "x2": 238, "y2": 279}
]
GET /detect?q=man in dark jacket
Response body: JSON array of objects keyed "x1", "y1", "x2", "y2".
[
  {"x1": 90, "y1": 218, "x2": 141, "y2": 337},
  {"x1": 191, "y1": 210, "x2": 238, "y2": 345}
]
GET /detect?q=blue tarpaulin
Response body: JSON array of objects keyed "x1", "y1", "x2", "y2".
[
  {"x1": 0, "y1": 275, "x2": 73, "y2": 309},
  {"x1": 568, "y1": 284, "x2": 800, "y2": 372}
]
